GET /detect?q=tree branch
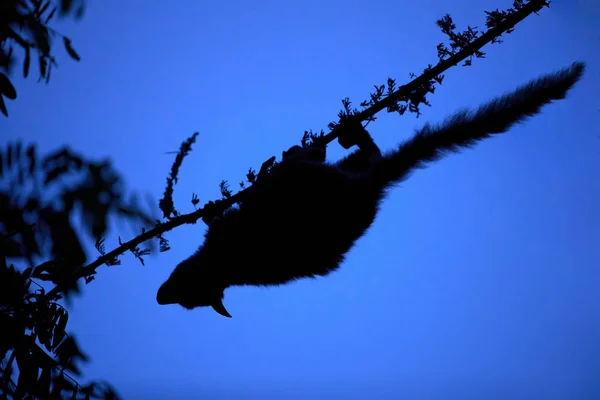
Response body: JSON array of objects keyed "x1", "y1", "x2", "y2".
[{"x1": 43, "y1": 0, "x2": 550, "y2": 301}]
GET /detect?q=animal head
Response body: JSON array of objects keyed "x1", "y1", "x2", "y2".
[{"x1": 156, "y1": 249, "x2": 232, "y2": 318}]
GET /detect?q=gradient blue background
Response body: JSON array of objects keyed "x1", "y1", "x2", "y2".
[{"x1": 2, "y1": 0, "x2": 599, "y2": 398}]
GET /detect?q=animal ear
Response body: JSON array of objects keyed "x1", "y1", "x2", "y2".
[
  {"x1": 156, "y1": 281, "x2": 177, "y2": 305},
  {"x1": 211, "y1": 295, "x2": 232, "y2": 318}
]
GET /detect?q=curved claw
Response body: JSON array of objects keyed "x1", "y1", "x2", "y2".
[{"x1": 211, "y1": 299, "x2": 232, "y2": 318}]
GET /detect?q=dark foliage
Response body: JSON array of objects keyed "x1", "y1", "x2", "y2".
[
  {"x1": 0, "y1": 140, "x2": 154, "y2": 399},
  {"x1": 1, "y1": 0, "x2": 85, "y2": 117}
]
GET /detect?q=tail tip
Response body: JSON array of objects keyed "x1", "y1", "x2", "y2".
[{"x1": 568, "y1": 61, "x2": 586, "y2": 81}]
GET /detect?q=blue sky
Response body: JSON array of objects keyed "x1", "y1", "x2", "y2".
[{"x1": 2, "y1": 0, "x2": 599, "y2": 399}]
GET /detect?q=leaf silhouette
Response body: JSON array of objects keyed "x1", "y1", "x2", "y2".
[
  {"x1": 38, "y1": 1, "x2": 51, "y2": 16},
  {"x1": 0, "y1": 72, "x2": 17, "y2": 99},
  {"x1": 52, "y1": 311, "x2": 68, "y2": 349},
  {"x1": 75, "y1": 5, "x2": 85, "y2": 19},
  {"x1": 31, "y1": 23, "x2": 51, "y2": 55},
  {"x1": 23, "y1": 47, "x2": 31, "y2": 78},
  {"x1": 63, "y1": 38, "x2": 81, "y2": 61},
  {"x1": 0, "y1": 95, "x2": 7, "y2": 116},
  {"x1": 38, "y1": 55, "x2": 47, "y2": 79},
  {"x1": 7, "y1": 142, "x2": 13, "y2": 167},
  {"x1": 45, "y1": 7, "x2": 57, "y2": 24},
  {"x1": 26, "y1": 143, "x2": 37, "y2": 174}
]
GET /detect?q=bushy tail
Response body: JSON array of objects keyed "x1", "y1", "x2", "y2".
[{"x1": 374, "y1": 61, "x2": 585, "y2": 186}]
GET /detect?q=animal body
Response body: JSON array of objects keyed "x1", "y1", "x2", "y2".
[{"x1": 157, "y1": 62, "x2": 585, "y2": 318}]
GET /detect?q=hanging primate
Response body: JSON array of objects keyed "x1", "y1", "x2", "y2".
[{"x1": 157, "y1": 62, "x2": 585, "y2": 318}]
